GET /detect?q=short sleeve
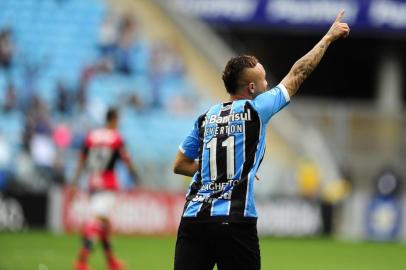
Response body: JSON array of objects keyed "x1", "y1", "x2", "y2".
[
  {"x1": 252, "y1": 83, "x2": 290, "y2": 123},
  {"x1": 179, "y1": 120, "x2": 199, "y2": 160}
]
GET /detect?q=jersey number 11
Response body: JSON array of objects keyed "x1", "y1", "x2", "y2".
[{"x1": 206, "y1": 136, "x2": 235, "y2": 180}]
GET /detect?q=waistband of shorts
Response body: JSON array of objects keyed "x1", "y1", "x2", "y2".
[{"x1": 181, "y1": 216, "x2": 257, "y2": 224}]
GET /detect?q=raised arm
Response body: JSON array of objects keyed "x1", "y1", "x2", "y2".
[{"x1": 281, "y1": 10, "x2": 350, "y2": 97}]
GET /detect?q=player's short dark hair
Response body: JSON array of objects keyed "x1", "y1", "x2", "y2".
[
  {"x1": 222, "y1": 55, "x2": 258, "y2": 94},
  {"x1": 106, "y1": 107, "x2": 118, "y2": 123}
]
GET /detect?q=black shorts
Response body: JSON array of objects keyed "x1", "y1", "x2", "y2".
[{"x1": 174, "y1": 221, "x2": 260, "y2": 270}]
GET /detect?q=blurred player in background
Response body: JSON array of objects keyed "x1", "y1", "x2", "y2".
[
  {"x1": 70, "y1": 107, "x2": 140, "y2": 270},
  {"x1": 173, "y1": 11, "x2": 349, "y2": 270}
]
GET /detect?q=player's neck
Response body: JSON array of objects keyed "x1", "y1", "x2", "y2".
[{"x1": 229, "y1": 93, "x2": 253, "y2": 101}]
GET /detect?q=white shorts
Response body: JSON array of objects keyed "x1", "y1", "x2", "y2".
[{"x1": 89, "y1": 191, "x2": 116, "y2": 218}]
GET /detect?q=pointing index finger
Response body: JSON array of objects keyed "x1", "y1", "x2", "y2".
[{"x1": 335, "y1": 10, "x2": 345, "y2": 23}]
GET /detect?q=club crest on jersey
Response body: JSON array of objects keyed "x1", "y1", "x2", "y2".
[{"x1": 206, "y1": 110, "x2": 251, "y2": 125}]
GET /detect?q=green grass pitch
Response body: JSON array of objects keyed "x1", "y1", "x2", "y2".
[{"x1": 0, "y1": 231, "x2": 405, "y2": 270}]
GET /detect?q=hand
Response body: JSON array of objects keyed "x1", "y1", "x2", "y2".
[{"x1": 325, "y1": 10, "x2": 350, "y2": 42}]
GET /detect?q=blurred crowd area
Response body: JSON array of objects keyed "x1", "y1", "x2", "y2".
[{"x1": 0, "y1": 0, "x2": 205, "y2": 193}]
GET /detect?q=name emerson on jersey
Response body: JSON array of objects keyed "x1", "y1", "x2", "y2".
[{"x1": 202, "y1": 108, "x2": 252, "y2": 137}]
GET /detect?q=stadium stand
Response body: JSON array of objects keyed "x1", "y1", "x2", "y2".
[{"x1": 0, "y1": 0, "x2": 207, "y2": 190}]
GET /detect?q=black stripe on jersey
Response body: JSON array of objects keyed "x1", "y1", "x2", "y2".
[
  {"x1": 229, "y1": 102, "x2": 260, "y2": 218},
  {"x1": 182, "y1": 113, "x2": 206, "y2": 215},
  {"x1": 197, "y1": 102, "x2": 233, "y2": 218},
  {"x1": 214, "y1": 102, "x2": 233, "y2": 182},
  {"x1": 106, "y1": 148, "x2": 120, "y2": 170}
]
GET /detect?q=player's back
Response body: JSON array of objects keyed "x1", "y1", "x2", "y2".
[
  {"x1": 180, "y1": 84, "x2": 290, "y2": 222},
  {"x1": 200, "y1": 100, "x2": 262, "y2": 184},
  {"x1": 83, "y1": 128, "x2": 124, "y2": 191},
  {"x1": 181, "y1": 100, "x2": 265, "y2": 221}
]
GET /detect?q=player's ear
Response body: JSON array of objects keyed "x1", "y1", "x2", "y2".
[{"x1": 248, "y1": 82, "x2": 255, "y2": 94}]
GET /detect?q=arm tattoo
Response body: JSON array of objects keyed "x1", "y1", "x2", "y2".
[{"x1": 285, "y1": 38, "x2": 331, "y2": 97}]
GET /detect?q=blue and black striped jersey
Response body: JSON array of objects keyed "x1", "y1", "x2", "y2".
[{"x1": 179, "y1": 84, "x2": 290, "y2": 223}]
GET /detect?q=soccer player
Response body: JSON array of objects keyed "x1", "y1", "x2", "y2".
[
  {"x1": 71, "y1": 107, "x2": 140, "y2": 270},
  {"x1": 173, "y1": 11, "x2": 349, "y2": 270}
]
